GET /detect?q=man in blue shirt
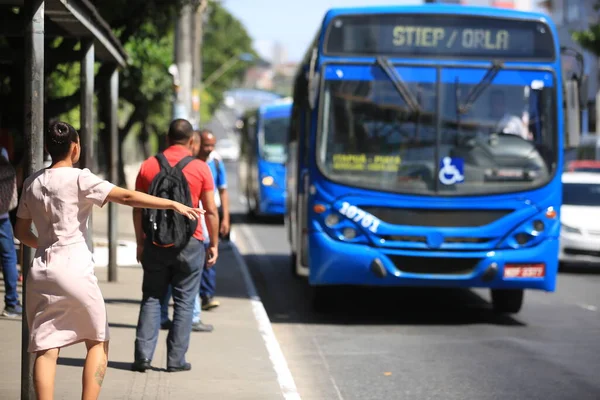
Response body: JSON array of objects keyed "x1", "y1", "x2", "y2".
[
  {"x1": 196, "y1": 130, "x2": 230, "y2": 311},
  {"x1": 0, "y1": 147, "x2": 22, "y2": 318}
]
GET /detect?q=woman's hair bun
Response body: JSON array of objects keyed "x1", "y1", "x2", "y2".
[
  {"x1": 45, "y1": 121, "x2": 79, "y2": 161},
  {"x1": 48, "y1": 121, "x2": 72, "y2": 145}
]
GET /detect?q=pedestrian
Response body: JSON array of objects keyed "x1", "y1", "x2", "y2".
[
  {"x1": 0, "y1": 145, "x2": 21, "y2": 318},
  {"x1": 160, "y1": 130, "x2": 214, "y2": 333},
  {"x1": 14, "y1": 121, "x2": 204, "y2": 400},
  {"x1": 132, "y1": 119, "x2": 219, "y2": 373},
  {"x1": 197, "y1": 129, "x2": 230, "y2": 311}
]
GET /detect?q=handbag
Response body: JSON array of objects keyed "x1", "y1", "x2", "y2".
[{"x1": 0, "y1": 149, "x2": 18, "y2": 215}]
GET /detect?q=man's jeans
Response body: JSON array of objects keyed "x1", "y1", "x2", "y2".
[
  {"x1": 199, "y1": 261, "x2": 217, "y2": 299},
  {"x1": 0, "y1": 218, "x2": 18, "y2": 307},
  {"x1": 134, "y1": 238, "x2": 205, "y2": 368},
  {"x1": 162, "y1": 243, "x2": 209, "y2": 325}
]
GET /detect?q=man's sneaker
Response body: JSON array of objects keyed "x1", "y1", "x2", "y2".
[
  {"x1": 201, "y1": 296, "x2": 220, "y2": 311},
  {"x1": 192, "y1": 321, "x2": 214, "y2": 332},
  {"x1": 2, "y1": 303, "x2": 23, "y2": 318}
]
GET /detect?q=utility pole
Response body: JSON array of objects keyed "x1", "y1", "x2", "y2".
[
  {"x1": 191, "y1": 1, "x2": 208, "y2": 127},
  {"x1": 173, "y1": 4, "x2": 193, "y2": 122}
]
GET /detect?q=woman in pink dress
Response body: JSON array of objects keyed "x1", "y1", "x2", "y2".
[{"x1": 14, "y1": 121, "x2": 203, "y2": 400}]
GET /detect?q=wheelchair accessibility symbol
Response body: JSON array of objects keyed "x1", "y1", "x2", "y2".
[{"x1": 439, "y1": 157, "x2": 464, "y2": 185}]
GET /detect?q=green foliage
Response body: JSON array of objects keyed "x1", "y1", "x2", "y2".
[
  {"x1": 202, "y1": 1, "x2": 256, "y2": 112},
  {"x1": 40, "y1": 0, "x2": 255, "y2": 171},
  {"x1": 200, "y1": 89, "x2": 215, "y2": 124},
  {"x1": 572, "y1": 1, "x2": 600, "y2": 56}
]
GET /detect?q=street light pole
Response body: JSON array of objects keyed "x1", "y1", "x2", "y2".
[
  {"x1": 173, "y1": 4, "x2": 193, "y2": 122},
  {"x1": 192, "y1": 0, "x2": 208, "y2": 127},
  {"x1": 202, "y1": 53, "x2": 253, "y2": 90}
]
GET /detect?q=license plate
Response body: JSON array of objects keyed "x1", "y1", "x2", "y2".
[{"x1": 503, "y1": 263, "x2": 545, "y2": 278}]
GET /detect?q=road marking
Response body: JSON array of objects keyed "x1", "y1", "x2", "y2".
[
  {"x1": 578, "y1": 303, "x2": 598, "y2": 312},
  {"x1": 230, "y1": 226, "x2": 302, "y2": 400}
]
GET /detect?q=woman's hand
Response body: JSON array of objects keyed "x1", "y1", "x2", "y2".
[{"x1": 172, "y1": 202, "x2": 205, "y2": 220}]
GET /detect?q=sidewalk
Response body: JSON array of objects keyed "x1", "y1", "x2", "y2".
[
  {"x1": 0, "y1": 163, "x2": 286, "y2": 399},
  {"x1": 0, "y1": 242, "x2": 284, "y2": 399}
]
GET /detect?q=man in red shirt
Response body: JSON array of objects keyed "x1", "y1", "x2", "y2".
[{"x1": 132, "y1": 119, "x2": 219, "y2": 373}]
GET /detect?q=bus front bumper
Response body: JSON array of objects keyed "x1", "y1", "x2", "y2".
[
  {"x1": 258, "y1": 187, "x2": 285, "y2": 216},
  {"x1": 308, "y1": 232, "x2": 558, "y2": 291}
]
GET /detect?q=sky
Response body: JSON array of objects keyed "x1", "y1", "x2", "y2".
[{"x1": 224, "y1": 0, "x2": 423, "y2": 63}]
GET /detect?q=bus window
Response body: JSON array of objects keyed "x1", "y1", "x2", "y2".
[{"x1": 261, "y1": 116, "x2": 290, "y2": 164}]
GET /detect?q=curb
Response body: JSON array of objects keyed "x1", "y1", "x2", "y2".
[
  {"x1": 229, "y1": 227, "x2": 301, "y2": 400},
  {"x1": 92, "y1": 238, "x2": 140, "y2": 268}
]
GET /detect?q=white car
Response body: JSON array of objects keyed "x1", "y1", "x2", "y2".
[
  {"x1": 559, "y1": 172, "x2": 600, "y2": 265},
  {"x1": 216, "y1": 137, "x2": 240, "y2": 161}
]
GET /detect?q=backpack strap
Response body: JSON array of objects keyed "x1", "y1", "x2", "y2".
[
  {"x1": 155, "y1": 153, "x2": 172, "y2": 172},
  {"x1": 174, "y1": 156, "x2": 195, "y2": 173}
]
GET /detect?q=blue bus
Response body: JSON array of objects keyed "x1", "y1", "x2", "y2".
[
  {"x1": 286, "y1": 5, "x2": 588, "y2": 313},
  {"x1": 239, "y1": 100, "x2": 292, "y2": 218}
]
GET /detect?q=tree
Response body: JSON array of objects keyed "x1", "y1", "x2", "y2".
[
  {"x1": 572, "y1": 2, "x2": 600, "y2": 56},
  {"x1": 0, "y1": 1, "x2": 254, "y2": 183},
  {"x1": 202, "y1": 2, "x2": 256, "y2": 113}
]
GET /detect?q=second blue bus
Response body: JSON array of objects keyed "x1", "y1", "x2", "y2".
[{"x1": 239, "y1": 100, "x2": 292, "y2": 219}]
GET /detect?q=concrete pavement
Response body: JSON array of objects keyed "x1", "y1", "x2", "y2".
[
  {"x1": 0, "y1": 243, "x2": 285, "y2": 399},
  {"x1": 0, "y1": 163, "x2": 291, "y2": 399}
]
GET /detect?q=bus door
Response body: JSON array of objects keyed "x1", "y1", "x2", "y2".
[{"x1": 247, "y1": 114, "x2": 259, "y2": 203}]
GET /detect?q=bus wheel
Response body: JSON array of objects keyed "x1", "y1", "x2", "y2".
[
  {"x1": 290, "y1": 252, "x2": 299, "y2": 278},
  {"x1": 246, "y1": 192, "x2": 257, "y2": 220},
  {"x1": 491, "y1": 289, "x2": 524, "y2": 314}
]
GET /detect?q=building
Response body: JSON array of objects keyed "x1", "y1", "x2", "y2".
[{"x1": 539, "y1": 0, "x2": 599, "y2": 132}]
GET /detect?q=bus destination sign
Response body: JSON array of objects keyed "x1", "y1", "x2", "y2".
[{"x1": 324, "y1": 14, "x2": 555, "y2": 60}]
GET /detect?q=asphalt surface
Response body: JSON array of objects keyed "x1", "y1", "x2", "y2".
[
  {"x1": 209, "y1": 106, "x2": 600, "y2": 400},
  {"x1": 217, "y1": 161, "x2": 599, "y2": 400}
]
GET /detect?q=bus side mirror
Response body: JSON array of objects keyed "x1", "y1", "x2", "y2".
[
  {"x1": 565, "y1": 80, "x2": 581, "y2": 149},
  {"x1": 579, "y1": 74, "x2": 589, "y2": 109}
]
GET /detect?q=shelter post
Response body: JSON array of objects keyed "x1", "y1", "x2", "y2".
[
  {"x1": 80, "y1": 40, "x2": 95, "y2": 250},
  {"x1": 107, "y1": 66, "x2": 119, "y2": 282},
  {"x1": 21, "y1": 0, "x2": 45, "y2": 398}
]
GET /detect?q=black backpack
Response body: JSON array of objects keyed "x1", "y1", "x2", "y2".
[{"x1": 142, "y1": 153, "x2": 198, "y2": 253}]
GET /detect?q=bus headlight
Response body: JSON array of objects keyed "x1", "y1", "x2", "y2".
[
  {"x1": 342, "y1": 227, "x2": 357, "y2": 239},
  {"x1": 261, "y1": 176, "x2": 274, "y2": 186},
  {"x1": 498, "y1": 207, "x2": 559, "y2": 249},
  {"x1": 325, "y1": 213, "x2": 340, "y2": 227}
]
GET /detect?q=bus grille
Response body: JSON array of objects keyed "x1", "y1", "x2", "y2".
[
  {"x1": 361, "y1": 207, "x2": 512, "y2": 227},
  {"x1": 387, "y1": 255, "x2": 480, "y2": 275},
  {"x1": 380, "y1": 236, "x2": 492, "y2": 245}
]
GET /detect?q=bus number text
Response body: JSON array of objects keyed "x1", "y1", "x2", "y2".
[{"x1": 339, "y1": 202, "x2": 381, "y2": 233}]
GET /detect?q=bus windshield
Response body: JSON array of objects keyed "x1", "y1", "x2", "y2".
[
  {"x1": 318, "y1": 65, "x2": 557, "y2": 196},
  {"x1": 260, "y1": 116, "x2": 289, "y2": 164}
]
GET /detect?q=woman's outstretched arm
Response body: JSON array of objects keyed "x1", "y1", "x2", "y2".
[
  {"x1": 14, "y1": 218, "x2": 38, "y2": 249},
  {"x1": 105, "y1": 186, "x2": 204, "y2": 219}
]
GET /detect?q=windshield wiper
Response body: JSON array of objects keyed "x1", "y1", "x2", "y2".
[
  {"x1": 375, "y1": 56, "x2": 422, "y2": 114},
  {"x1": 457, "y1": 61, "x2": 503, "y2": 115}
]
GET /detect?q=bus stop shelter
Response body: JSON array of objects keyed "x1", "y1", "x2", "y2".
[{"x1": 0, "y1": 0, "x2": 128, "y2": 398}]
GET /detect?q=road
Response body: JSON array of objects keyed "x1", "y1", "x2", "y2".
[
  {"x1": 215, "y1": 160, "x2": 600, "y2": 400},
  {"x1": 206, "y1": 105, "x2": 600, "y2": 399}
]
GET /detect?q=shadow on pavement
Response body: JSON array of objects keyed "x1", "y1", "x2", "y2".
[
  {"x1": 231, "y1": 212, "x2": 284, "y2": 226},
  {"x1": 104, "y1": 298, "x2": 141, "y2": 305},
  {"x1": 108, "y1": 322, "x2": 137, "y2": 330},
  {"x1": 559, "y1": 264, "x2": 600, "y2": 275},
  {"x1": 244, "y1": 253, "x2": 527, "y2": 328},
  {"x1": 57, "y1": 357, "x2": 135, "y2": 372}
]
